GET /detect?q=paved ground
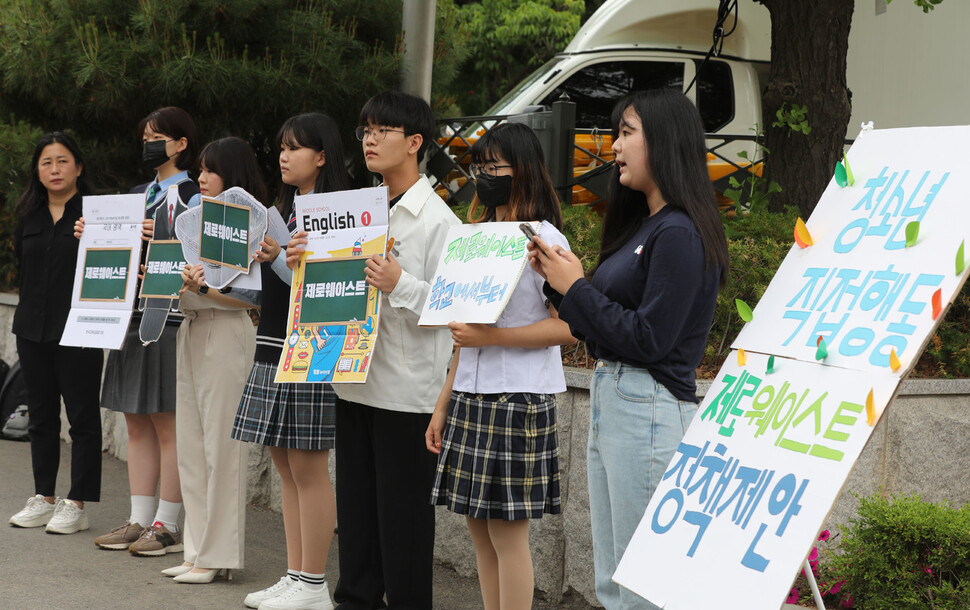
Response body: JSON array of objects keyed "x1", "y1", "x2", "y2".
[{"x1": 0, "y1": 439, "x2": 592, "y2": 609}]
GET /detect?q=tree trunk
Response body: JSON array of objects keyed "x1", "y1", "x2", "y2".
[{"x1": 757, "y1": 0, "x2": 854, "y2": 217}]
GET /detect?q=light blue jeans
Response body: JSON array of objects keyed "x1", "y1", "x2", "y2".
[{"x1": 588, "y1": 359, "x2": 698, "y2": 610}]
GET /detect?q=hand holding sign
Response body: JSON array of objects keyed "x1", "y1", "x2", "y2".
[
  {"x1": 285, "y1": 231, "x2": 309, "y2": 270},
  {"x1": 527, "y1": 235, "x2": 583, "y2": 295},
  {"x1": 180, "y1": 263, "x2": 205, "y2": 296},
  {"x1": 253, "y1": 235, "x2": 282, "y2": 264},
  {"x1": 142, "y1": 218, "x2": 154, "y2": 242},
  {"x1": 448, "y1": 321, "x2": 492, "y2": 347},
  {"x1": 365, "y1": 251, "x2": 401, "y2": 294}
]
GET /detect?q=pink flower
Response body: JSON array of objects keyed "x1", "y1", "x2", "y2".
[
  {"x1": 786, "y1": 586, "x2": 800, "y2": 603},
  {"x1": 818, "y1": 529, "x2": 831, "y2": 542}
]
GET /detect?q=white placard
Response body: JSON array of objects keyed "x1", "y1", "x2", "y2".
[
  {"x1": 418, "y1": 221, "x2": 535, "y2": 326},
  {"x1": 60, "y1": 194, "x2": 144, "y2": 349}
]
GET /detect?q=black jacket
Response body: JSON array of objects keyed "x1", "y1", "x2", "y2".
[{"x1": 13, "y1": 192, "x2": 84, "y2": 342}]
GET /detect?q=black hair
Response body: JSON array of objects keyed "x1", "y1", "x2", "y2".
[
  {"x1": 137, "y1": 106, "x2": 199, "y2": 171},
  {"x1": 198, "y1": 137, "x2": 269, "y2": 205},
  {"x1": 468, "y1": 122, "x2": 562, "y2": 229},
  {"x1": 598, "y1": 90, "x2": 729, "y2": 285},
  {"x1": 16, "y1": 131, "x2": 94, "y2": 217},
  {"x1": 276, "y1": 113, "x2": 351, "y2": 220},
  {"x1": 358, "y1": 91, "x2": 436, "y2": 163}
]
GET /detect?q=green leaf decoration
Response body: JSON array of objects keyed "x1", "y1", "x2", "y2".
[
  {"x1": 735, "y1": 298, "x2": 753, "y2": 323},
  {"x1": 843, "y1": 154, "x2": 855, "y2": 186},
  {"x1": 766, "y1": 355, "x2": 775, "y2": 375},
  {"x1": 834, "y1": 162, "x2": 848, "y2": 187},
  {"x1": 816, "y1": 338, "x2": 828, "y2": 361},
  {"x1": 957, "y1": 240, "x2": 966, "y2": 275},
  {"x1": 905, "y1": 221, "x2": 920, "y2": 247}
]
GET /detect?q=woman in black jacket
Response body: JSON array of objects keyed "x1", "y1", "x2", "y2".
[{"x1": 8, "y1": 132, "x2": 104, "y2": 534}]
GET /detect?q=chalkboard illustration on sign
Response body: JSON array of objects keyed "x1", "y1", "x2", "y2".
[
  {"x1": 198, "y1": 197, "x2": 252, "y2": 271},
  {"x1": 140, "y1": 240, "x2": 187, "y2": 299},
  {"x1": 80, "y1": 247, "x2": 132, "y2": 302}
]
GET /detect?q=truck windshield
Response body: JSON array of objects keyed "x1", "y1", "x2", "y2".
[{"x1": 485, "y1": 57, "x2": 567, "y2": 116}]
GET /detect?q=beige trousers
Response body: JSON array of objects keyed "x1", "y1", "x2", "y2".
[{"x1": 176, "y1": 308, "x2": 255, "y2": 569}]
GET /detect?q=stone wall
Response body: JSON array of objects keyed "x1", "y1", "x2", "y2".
[{"x1": 3, "y1": 295, "x2": 969, "y2": 607}]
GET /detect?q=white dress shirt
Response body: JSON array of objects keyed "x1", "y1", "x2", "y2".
[
  {"x1": 334, "y1": 176, "x2": 461, "y2": 414},
  {"x1": 452, "y1": 220, "x2": 569, "y2": 395}
]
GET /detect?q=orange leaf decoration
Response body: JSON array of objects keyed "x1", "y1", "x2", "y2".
[{"x1": 794, "y1": 218, "x2": 813, "y2": 248}]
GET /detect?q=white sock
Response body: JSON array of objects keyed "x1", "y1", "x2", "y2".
[
  {"x1": 300, "y1": 571, "x2": 326, "y2": 592},
  {"x1": 129, "y1": 495, "x2": 155, "y2": 527},
  {"x1": 152, "y1": 499, "x2": 182, "y2": 532},
  {"x1": 287, "y1": 570, "x2": 300, "y2": 582}
]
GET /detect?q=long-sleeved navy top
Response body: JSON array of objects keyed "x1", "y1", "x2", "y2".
[{"x1": 554, "y1": 205, "x2": 720, "y2": 402}]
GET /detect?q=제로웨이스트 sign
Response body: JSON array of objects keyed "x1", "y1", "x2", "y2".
[{"x1": 61, "y1": 193, "x2": 144, "y2": 350}]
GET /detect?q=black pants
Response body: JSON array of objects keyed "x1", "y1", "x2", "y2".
[
  {"x1": 17, "y1": 337, "x2": 103, "y2": 501},
  {"x1": 333, "y1": 398, "x2": 436, "y2": 610}
]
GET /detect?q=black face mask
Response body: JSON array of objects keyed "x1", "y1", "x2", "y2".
[
  {"x1": 475, "y1": 173, "x2": 513, "y2": 210},
  {"x1": 142, "y1": 140, "x2": 172, "y2": 170}
]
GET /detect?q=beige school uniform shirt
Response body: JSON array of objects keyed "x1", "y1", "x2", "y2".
[{"x1": 334, "y1": 175, "x2": 461, "y2": 414}]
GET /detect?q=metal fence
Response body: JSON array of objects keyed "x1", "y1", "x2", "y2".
[{"x1": 425, "y1": 98, "x2": 780, "y2": 211}]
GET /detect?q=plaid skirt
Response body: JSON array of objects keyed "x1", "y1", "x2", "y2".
[
  {"x1": 231, "y1": 361, "x2": 336, "y2": 450},
  {"x1": 430, "y1": 391, "x2": 561, "y2": 520}
]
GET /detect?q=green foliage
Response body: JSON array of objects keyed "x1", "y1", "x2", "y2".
[
  {"x1": 0, "y1": 0, "x2": 476, "y2": 290},
  {"x1": 886, "y1": 0, "x2": 945, "y2": 13},
  {"x1": 0, "y1": 0, "x2": 405, "y2": 192},
  {"x1": 704, "y1": 206, "x2": 799, "y2": 368},
  {"x1": 448, "y1": 0, "x2": 583, "y2": 115},
  {"x1": 826, "y1": 493, "x2": 970, "y2": 609},
  {"x1": 0, "y1": 119, "x2": 45, "y2": 287},
  {"x1": 722, "y1": 149, "x2": 782, "y2": 215},
  {"x1": 560, "y1": 203, "x2": 601, "y2": 273},
  {"x1": 772, "y1": 102, "x2": 812, "y2": 136}
]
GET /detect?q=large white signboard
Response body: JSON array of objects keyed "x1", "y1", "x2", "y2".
[
  {"x1": 614, "y1": 351, "x2": 897, "y2": 609},
  {"x1": 60, "y1": 194, "x2": 144, "y2": 349},
  {"x1": 733, "y1": 126, "x2": 970, "y2": 374},
  {"x1": 615, "y1": 125, "x2": 970, "y2": 609},
  {"x1": 418, "y1": 221, "x2": 535, "y2": 326}
]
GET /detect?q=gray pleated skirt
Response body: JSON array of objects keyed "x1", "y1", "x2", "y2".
[{"x1": 100, "y1": 323, "x2": 178, "y2": 414}]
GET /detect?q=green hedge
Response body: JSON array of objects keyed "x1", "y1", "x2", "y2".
[{"x1": 822, "y1": 493, "x2": 970, "y2": 609}]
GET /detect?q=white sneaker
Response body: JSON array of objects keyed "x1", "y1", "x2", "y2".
[
  {"x1": 245, "y1": 577, "x2": 294, "y2": 608},
  {"x1": 9, "y1": 494, "x2": 56, "y2": 528},
  {"x1": 45, "y1": 499, "x2": 89, "y2": 534},
  {"x1": 258, "y1": 581, "x2": 334, "y2": 610}
]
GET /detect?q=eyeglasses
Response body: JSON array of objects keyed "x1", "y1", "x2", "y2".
[
  {"x1": 469, "y1": 163, "x2": 513, "y2": 178},
  {"x1": 355, "y1": 126, "x2": 407, "y2": 141}
]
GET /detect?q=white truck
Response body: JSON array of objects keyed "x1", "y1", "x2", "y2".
[{"x1": 477, "y1": 0, "x2": 970, "y2": 203}]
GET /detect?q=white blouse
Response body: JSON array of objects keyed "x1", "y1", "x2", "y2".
[{"x1": 452, "y1": 220, "x2": 569, "y2": 395}]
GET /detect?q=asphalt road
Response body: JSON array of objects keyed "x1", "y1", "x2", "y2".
[{"x1": 0, "y1": 438, "x2": 591, "y2": 609}]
